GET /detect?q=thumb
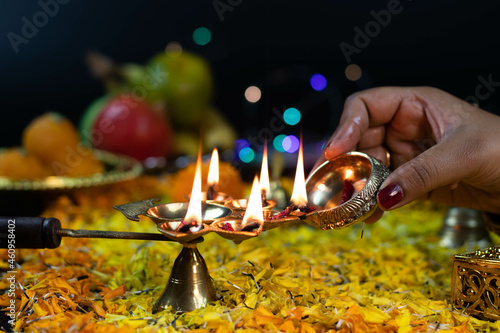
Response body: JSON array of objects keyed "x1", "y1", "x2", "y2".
[{"x1": 376, "y1": 139, "x2": 473, "y2": 210}]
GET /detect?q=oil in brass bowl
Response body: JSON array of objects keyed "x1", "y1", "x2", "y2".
[
  {"x1": 303, "y1": 151, "x2": 390, "y2": 230},
  {"x1": 150, "y1": 202, "x2": 232, "y2": 243}
]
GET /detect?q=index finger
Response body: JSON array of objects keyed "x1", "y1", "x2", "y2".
[{"x1": 323, "y1": 87, "x2": 413, "y2": 160}]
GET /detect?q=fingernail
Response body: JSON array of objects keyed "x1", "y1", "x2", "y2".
[
  {"x1": 324, "y1": 138, "x2": 334, "y2": 151},
  {"x1": 378, "y1": 184, "x2": 403, "y2": 210},
  {"x1": 323, "y1": 142, "x2": 334, "y2": 159}
]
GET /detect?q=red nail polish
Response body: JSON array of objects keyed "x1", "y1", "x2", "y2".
[{"x1": 378, "y1": 184, "x2": 403, "y2": 210}]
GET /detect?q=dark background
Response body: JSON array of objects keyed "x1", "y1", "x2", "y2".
[{"x1": 1, "y1": 0, "x2": 499, "y2": 164}]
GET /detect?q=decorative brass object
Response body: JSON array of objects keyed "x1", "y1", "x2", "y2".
[
  {"x1": 451, "y1": 246, "x2": 500, "y2": 321},
  {"x1": 439, "y1": 207, "x2": 492, "y2": 250},
  {"x1": 303, "y1": 152, "x2": 390, "y2": 230},
  {"x1": 114, "y1": 151, "x2": 390, "y2": 313}
]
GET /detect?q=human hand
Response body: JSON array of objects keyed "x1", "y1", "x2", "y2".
[{"x1": 320, "y1": 86, "x2": 500, "y2": 222}]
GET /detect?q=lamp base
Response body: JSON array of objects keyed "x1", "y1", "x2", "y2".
[{"x1": 153, "y1": 243, "x2": 217, "y2": 313}]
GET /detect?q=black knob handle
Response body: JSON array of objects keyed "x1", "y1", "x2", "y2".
[{"x1": 0, "y1": 217, "x2": 61, "y2": 249}]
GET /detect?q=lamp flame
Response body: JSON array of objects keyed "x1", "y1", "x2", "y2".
[
  {"x1": 259, "y1": 141, "x2": 270, "y2": 196},
  {"x1": 184, "y1": 147, "x2": 203, "y2": 224},
  {"x1": 207, "y1": 148, "x2": 219, "y2": 187},
  {"x1": 290, "y1": 136, "x2": 308, "y2": 206},
  {"x1": 242, "y1": 175, "x2": 264, "y2": 228}
]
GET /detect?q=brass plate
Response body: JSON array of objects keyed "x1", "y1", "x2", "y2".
[{"x1": 0, "y1": 149, "x2": 143, "y2": 191}]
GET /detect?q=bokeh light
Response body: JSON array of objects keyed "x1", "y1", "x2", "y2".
[
  {"x1": 235, "y1": 139, "x2": 250, "y2": 151},
  {"x1": 273, "y1": 134, "x2": 287, "y2": 153},
  {"x1": 244, "y1": 86, "x2": 261, "y2": 103},
  {"x1": 345, "y1": 64, "x2": 362, "y2": 81},
  {"x1": 175, "y1": 155, "x2": 193, "y2": 169},
  {"x1": 316, "y1": 140, "x2": 327, "y2": 153},
  {"x1": 282, "y1": 135, "x2": 300, "y2": 153},
  {"x1": 283, "y1": 107, "x2": 301, "y2": 126},
  {"x1": 193, "y1": 27, "x2": 212, "y2": 46},
  {"x1": 238, "y1": 147, "x2": 255, "y2": 163},
  {"x1": 310, "y1": 74, "x2": 327, "y2": 91},
  {"x1": 165, "y1": 41, "x2": 182, "y2": 57}
]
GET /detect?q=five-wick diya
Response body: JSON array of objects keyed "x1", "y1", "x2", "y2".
[
  {"x1": 113, "y1": 143, "x2": 390, "y2": 313},
  {"x1": 0, "y1": 143, "x2": 391, "y2": 314}
]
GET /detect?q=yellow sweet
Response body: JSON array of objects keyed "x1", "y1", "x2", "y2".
[
  {"x1": 21, "y1": 112, "x2": 105, "y2": 177},
  {"x1": 22, "y1": 112, "x2": 81, "y2": 165},
  {"x1": 0, "y1": 147, "x2": 51, "y2": 179}
]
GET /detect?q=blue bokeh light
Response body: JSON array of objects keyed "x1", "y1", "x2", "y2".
[
  {"x1": 310, "y1": 73, "x2": 327, "y2": 91},
  {"x1": 273, "y1": 135, "x2": 287, "y2": 153},
  {"x1": 193, "y1": 27, "x2": 212, "y2": 46},
  {"x1": 238, "y1": 147, "x2": 255, "y2": 163},
  {"x1": 283, "y1": 107, "x2": 301, "y2": 126},
  {"x1": 234, "y1": 139, "x2": 250, "y2": 151},
  {"x1": 282, "y1": 135, "x2": 300, "y2": 153}
]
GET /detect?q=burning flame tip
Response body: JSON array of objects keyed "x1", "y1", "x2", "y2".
[
  {"x1": 242, "y1": 175, "x2": 264, "y2": 227},
  {"x1": 184, "y1": 145, "x2": 203, "y2": 224},
  {"x1": 259, "y1": 143, "x2": 270, "y2": 195},
  {"x1": 207, "y1": 148, "x2": 219, "y2": 187},
  {"x1": 290, "y1": 139, "x2": 308, "y2": 206}
]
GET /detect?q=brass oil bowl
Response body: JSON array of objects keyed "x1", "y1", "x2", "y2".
[
  {"x1": 149, "y1": 202, "x2": 232, "y2": 243},
  {"x1": 224, "y1": 199, "x2": 277, "y2": 219},
  {"x1": 302, "y1": 151, "x2": 390, "y2": 230},
  {"x1": 114, "y1": 199, "x2": 231, "y2": 224},
  {"x1": 114, "y1": 199, "x2": 233, "y2": 243},
  {"x1": 157, "y1": 221, "x2": 211, "y2": 243},
  {"x1": 212, "y1": 219, "x2": 263, "y2": 244},
  {"x1": 147, "y1": 202, "x2": 232, "y2": 225}
]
